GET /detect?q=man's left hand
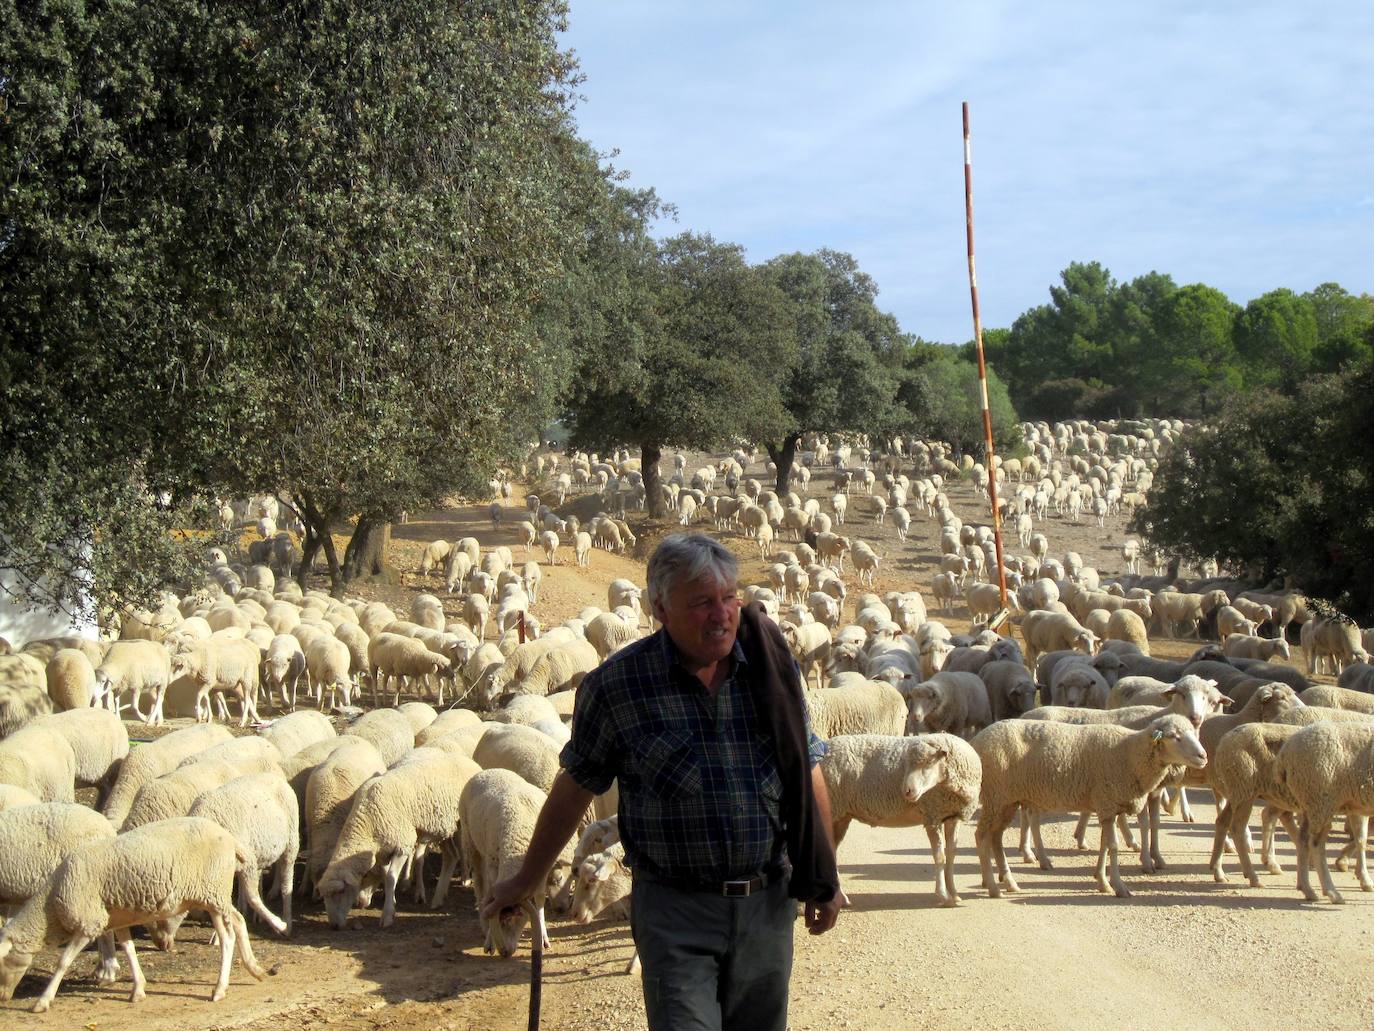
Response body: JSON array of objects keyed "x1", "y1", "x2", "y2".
[{"x1": 804, "y1": 893, "x2": 843, "y2": 935}]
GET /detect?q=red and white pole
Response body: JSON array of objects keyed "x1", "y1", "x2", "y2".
[{"x1": 963, "y1": 102, "x2": 1010, "y2": 622}]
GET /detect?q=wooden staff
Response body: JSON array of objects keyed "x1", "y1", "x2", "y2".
[{"x1": 963, "y1": 102, "x2": 1009, "y2": 624}]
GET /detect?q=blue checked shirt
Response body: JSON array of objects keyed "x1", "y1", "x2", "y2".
[{"x1": 560, "y1": 628, "x2": 827, "y2": 883}]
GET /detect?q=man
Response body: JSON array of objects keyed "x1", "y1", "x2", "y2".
[{"x1": 481, "y1": 532, "x2": 841, "y2": 1030}]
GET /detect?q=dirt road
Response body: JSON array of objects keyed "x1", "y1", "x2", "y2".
[{"x1": 6, "y1": 460, "x2": 1371, "y2": 1029}]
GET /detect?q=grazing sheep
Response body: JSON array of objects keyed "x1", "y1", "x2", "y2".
[
  {"x1": 419, "y1": 540, "x2": 452, "y2": 576},
  {"x1": 1020, "y1": 610, "x2": 1099, "y2": 668},
  {"x1": 264, "y1": 634, "x2": 308, "y2": 709},
  {"x1": 189, "y1": 772, "x2": 297, "y2": 934},
  {"x1": 170, "y1": 638, "x2": 262, "y2": 726},
  {"x1": 31, "y1": 708, "x2": 129, "y2": 803},
  {"x1": 459, "y1": 768, "x2": 574, "y2": 957},
  {"x1": 259, "y1": 709, "x2": 336, "y2": 762},
  {"x1": 506, "y1": 640, "x2": 600, "y2": 701},
  {"x1": 304, "y1": 739, "x2": 388, "y2": 890},
  {"x1": 567, "y1": 844, "x2": 632, "y2": 927},
  {"x1": 1276, "y1": 723, "x2": 1374, "y2": 903},
  {"x1": 102, "y1": 724, "x2": 233, "y2": 828},
  {"x1": 1299, "y1": 684, "x2": 1374, "y2": 715},
  {"x1": 821, "y1": 733, "x2": 981, "y2": 906},
  {"x1": 344, "y1": 708, "x2": 414, "y2": 766},
  {"x1": 122, "y1": 750, "x2": 283, "y2": 832},
  {"x1": 902, "y1": 672, "x2": 993, "y2": 739},
  {"x1": 319, "y1": 750, "x2": 481, "y2": 928},
  {"x1": 1304, "y1": 617, "x2": 1369, "y2": 676},
  {"x1": 972, "y1": 715, "x2": 1207, "y2": 897},
  {"x1": 1223, "y1": 634, "x2": 1291, "y2": 662},
  {"x1": 368, "y1": 633, "x2": 452, "y2": 707},
  {"x1": 306, "y1": 635, "x2": 357, "y2": 710},
  {"x1": 585, "y1": 611, "x2": 638, "y2": 661},
  {"x1": 1104, "y1": 609, "x2": 1150, "y2": 656},
  {"x1": 0, "y1": 817, "x2": 268, "y2": 1011},
  {"x1": 473, "y1": 722, "x2": 561, "y2": 792}
]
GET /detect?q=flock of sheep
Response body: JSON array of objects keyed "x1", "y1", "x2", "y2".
[{"x1": 2, "y1": 416, "x2": 1374, "y2": 1013}]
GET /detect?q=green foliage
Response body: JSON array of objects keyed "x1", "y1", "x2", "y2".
[
  {"x1": 1233, "y1": 289, "x2": 1318, "y2": 390},
  {"x1": 902, "y1": 349, "x2": 1019, "y2": 459},
  {"x1": 1131, "y1": 361, "x2": 1374, "y2": 623},
  {"x1": 1, "y1": 0, "x2": 588, "y2": 608}
]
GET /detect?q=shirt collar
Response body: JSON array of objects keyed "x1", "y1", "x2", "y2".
[{"x1": 656, "y1": 627, "x2": 748, "y2": 674}]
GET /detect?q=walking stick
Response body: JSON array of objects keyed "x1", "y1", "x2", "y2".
[{"x1": 524, "y1": 899, "x2": 542, "y2": 1031}]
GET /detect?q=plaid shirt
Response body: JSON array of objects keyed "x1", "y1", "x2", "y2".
[{"x1": 560, "y1": 628, "x2": 827, "y2": 883}]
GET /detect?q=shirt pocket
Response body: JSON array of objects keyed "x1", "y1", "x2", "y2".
[
  {"x1": 759, "y1": 760, "x2": 784, "y2": 832},
  {"x1": 631, "y1": 730, "x2": 703, "y2": 801}
]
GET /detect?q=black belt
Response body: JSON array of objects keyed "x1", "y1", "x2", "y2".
[{"x1": 634, "y1": 866, "x2": 786, "y2": 897}]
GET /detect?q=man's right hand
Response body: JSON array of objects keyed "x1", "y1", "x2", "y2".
[{"x1": 480, "y1": 872, "x2": 537, "y2": 922}]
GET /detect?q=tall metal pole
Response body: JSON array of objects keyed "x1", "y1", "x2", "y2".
[{"x1": 963, "y1": 102, "x2": 1009, "y2": 619}]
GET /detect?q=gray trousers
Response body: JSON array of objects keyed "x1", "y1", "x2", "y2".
[{"x1": 630, "y1": 873, "x2": 796, "y2": 1031}]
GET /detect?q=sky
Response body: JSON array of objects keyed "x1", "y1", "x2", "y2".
[{"x1": 560, "y1": 2, "x2": 1374, "y2": 343}]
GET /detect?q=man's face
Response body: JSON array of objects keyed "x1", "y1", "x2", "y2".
[{"x1": 654, "y1": 573, "x2": 740, "y2": 671}]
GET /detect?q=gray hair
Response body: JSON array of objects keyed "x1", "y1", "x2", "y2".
[{"x1": 646, "y1": 534, "x2": 739, "y2": 612}]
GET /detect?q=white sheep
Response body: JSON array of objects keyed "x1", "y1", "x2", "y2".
[
  {"x1": 122, "y1": 750, "x2": 283, "y2": 832},
  {"x1": 0, "y1": 785, "x2": 41, "y2": 812},
  {"x1": 259, "y1": 709, "x2": 336, "y2": 762},
  {"x1": 319, "y1": 750, "x2": 481, "y2": 929},
  {"x1": 1020, "y1": 610, "x2": 1099, "y2": 668},
  {"x1": 901, "y1": 672, "x2": 993, "y2": 739},
  {"x1": 368, "y1": 633, "x2": 452, "y2": 707},
  {"x1": 303, "y1": 738, "x2": 388, "y2": 890},
  {"x1": 459, "y1": 768, "x2": 574, "y2": 957},
  {"x1": 170, "y1": 638, "x2": 262, "y2": 726},
  {"x1": 188, "y1": 772, "x2": 297, "y2": 934},
  {"x1": 418, "y1": 539, "x2": 452, "y2": 576},
  {"x1": 94, "y1": 640, "x2": 172, "y2": 724},
  {"x1": 31, "y1": 708, "x2": 129, "y2": 804},
  {"x1": 567, "y1": 844, "x2": 632, "y2": 928},
  {"x1": 264, "y1": 634, "x2": 308, "y2": 709},
  {"x1": 0, "y1": 723, "x2": 77, "y2": 802},
  {"x1": 1206, "y1": 722, "x2": 1304, "y2": 887},
  {"x1": 507, "y1": 640, "x2": 600, "y2": 701},
  {"x1": 1277, "y1": 723, "x2": 1374, "y2": 904},
  {"x1": 783, "y1": 622, "x2": 832, "y2": 689},
  {"x1": 344, "y1": 708, "x2": 414, "y2": 766},
  {"x1": 101, "y1": 724, "x2": 232, "y2": 828},
  {"x1": 972, "y1": 715, "x2": 1207, "y2": 897},
  {"x1": 0, "y1": 816, "x2": 268, "y2": 1011},
  {"x1": 0, "y1": 802, "x2": 116, "y2": 919},
  {"x1": 1104, "y1": 609, "x2": 1150, "y2": 656},
  {"x1": 1222, "y1": 633, "x2": 1291, "y2": 662},
  {"x1": 804, "y1": 679, "x2": 905, "y2": 738},
  {"x1": 306, "y1": 634, "x2": 356, "y2": 709},
  {"x1": 472, "y1": 722, "x2": 561, "y2": 792},
  {"x1": 821, "y1": 733, "x2": 981, "y2": 906},
  {"x1": 43, "y1": 649, "x2": 97, "y2": 710}
]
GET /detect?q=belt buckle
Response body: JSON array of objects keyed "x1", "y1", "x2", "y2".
[{"x1": 722, "y1": 879, "x2": 752, "y2": 898}]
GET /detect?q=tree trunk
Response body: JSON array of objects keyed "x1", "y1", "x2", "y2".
[
  {"x1": 342, "y1": 516, "x2": 395, "y2": 588},
  {"x1": 642, "y1": 442, "x2": 665, "y2": 519},
  {"x1": 765, "y1": 434, "x2": 801, "y2": 498},
  {"x1": 296, "y1": 490, "x2": 343, "y2": 595}
]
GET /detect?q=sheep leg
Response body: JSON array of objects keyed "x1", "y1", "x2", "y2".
[
  {"x1": 1294, "y1": 817, "x2": 1318, "y2": 901},
  {"x1": 1232, "y1": 800, "x2": 1262, "y2": 887},
  {"x1": 975, "y1": 823, "x2": 1000, "y2": 898},
  {"x1": 238, "y1": 869, "x2": 288, "y2": 935},
  {"x1": 1031, "y1": 814, "x2": 1053, "y2": 869},
  {"x1": 991, "y1": 816, "x2": 1019, "y2": 893},
  {"x1": 1118, "y1": 812, "x2": 1138, "y2": 852},
  {"x1": 1273, "y1": 810, "x2": 1301, "y2": 875},
  {"x1": 1209, "y1": 798, "x2": 1234, "y2": 883},
  {"x1": 115, "y1": 928, "x2": 146, "y2": 1003},
  {"x1": 1351, "y1": 815, "x2": 1372, "y2": 891},
  {"x1": 1073, "y1": 811, "x2": 1091, "y2": 850},
  {"x1": 925, "y1": 823, "x2": 951, "y2": 906},
  {"x1": 1310, "y1": 819, "x2": 1345, "y2": 904},
  {"x1": 1137, "y1": 798, "x2": 1154, "y2": 873},
  {"x1": 1100, "y1": 813, "x2": 1131, "y2": 898},
  {"x1": 942, "y1": 818, "x2": 961, "y2": 906},
  {"x1": 381, "y1": 849, "x2": 409, "y2": 928},
  {"x1": 1146, "y1": 795, "x2": 1163, "y2": 871},
  {"x1": 31, "y1": 932, "x2": 94, "y2": 1013},
  {"x1": 95, "y1": 932, "x2": 120, "y2": 983},
  {"x1": 1016, "y1": 808, "x2": 1034, "y2": 863},
  {"x1": 431, "y1": 841, "x2": 460, "y2": 909},
  {"x1": 1178, "y1": 786, "x2": 1195, "y2": 824},
  {"x1": 209, "y1": 910, "x2": 238, "y2": 1001},
  {"x1": 278, "y1": 851, "x2": 295, "y2": 936},
  {"x1": 1261, "y1": 805, "x2": 1282, "y2": 873}
]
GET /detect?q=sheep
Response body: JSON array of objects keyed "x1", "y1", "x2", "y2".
[
  {"x1": 1152, "y1": 590, "x2": 1206, "y2": 639},
  {"x1": 188, "y1": 772, "x2": 297, "y2": 934},
  {"x1": 821, "y1": 733, "x2": 981, "y2": 906},
  {"x1": 1304, "y1": 616, "x2": 1369, "y2": 676},
  {"x1": 1215, "y1": 605, "x2": 1259, "y2": 640},
  {"x1": 504, "y1": 640, "x2": 599, "y2": 703},
  {"x1": 783, "y1": 622, "x2": 832, "y2": 689},
  {"x1": 1300, "y1": 684, "x2": 1374, "y2": 715},
  {"x1": 102, "y1": 723, "x2": 233, "y2": 827},
  {"x1": 419, "y1": 539, "x2": 452, "y2": 576},
  {"x1": 0, "y1": 803, "x2": 116, "y2": 920},
  {"x1": 263, "y1": 634, "x2": 308, "y2": 709},
  {"x1": 303, "y1": 739, "x2": 388, "y2": 890},
  {"x1": 0, "y1": 723, "x2": 77, "y2": 802},
  {"x1": 170, "y1": 638, "x2": 262, "y2": 726},
  {"x1": 300, "y1": 634, "x2": 354, "y2": 709},
  {"x1": 978, "y1": 660, "x2": 1039, "y2": 721},
  {"x1": 567, "y1": 845, "x2": 632, "y2": 927},
  {"x1": 368, "y1": 633, "x2": 452, "y2": 707},
  {"x1": 972, "y1": 715, "x2": 1207, "y2": 897},
  {"x1": 344, "y1": 708, "x2": 414, "y2": 766},
  {"x1": 459, "y1": 767, "x2": 574, "y2": 957},
  {"x1": 318, "y1": 750, "x2": 481, "y2": 928},
  {"x1": 1277, "y1": 723, "x2": 1374, "y2": 903},
  {"x1": 0, "y1": 816, "x2": 268, "y2": 1011},
  {"x1": 1020, "y1": 610, "x2": 1099, "y2": 668},
  {"x1": 1207, "y1": 723, "x2": 1305, "y2": 886},
  {"x1": 43, "y1": 649, "x2": 97, "y2": 711},
  {"x1": 804, "y1": 680, "x2": 905, "y2": 739},
  {"x1": 415, "y1": 707, "x2": 483, "y2": 746},
  {"x1": 94, "y1": 640, "x2": 172, "y2": 725},
  {"x1": 550, "y1": 816, "x2": 622, "y2": 918},
  {"x1": 902, "y1": 672, "x2": 993, "y2": 739},
  {"x1": 1104, "y1": 609, "x2": 1150, "y2": 656},
  {"x1": 585, "y1": 611, "x2": 638, "y2": 660},
  {"x1": 1049, "y1": 662, "x2": 1110, "y2": 709},
  {"x1": 607, "y1": 579, "x2": 644, "y2": 626},
  {"x1": 540, "y1": 529, "x2": 561, "y2": 565},
  {"x1": 31, "y1": 708, "x2": 129, "y2": 804},
  {"x1": 473, "y1": 721, "x2": 563, "y2": 794},
  {"x1": 1223, "y1": 634, "x2": 1291, "y2": 662},
  {"x1": 931, "y1": 573, "x2": 961, "y2": 615},
  {"x1": 942, "y1": 638, "x2": 1022, "y2": 676},
  {"x1": 122, "y1": 749, "x2": 283, "y2": 832},
  {"x1": 0, "y1": 785, "x2": 41, "y2": 812},
  {"x1": 259, "y1": 709, "x2": 336, "y2": 761}
]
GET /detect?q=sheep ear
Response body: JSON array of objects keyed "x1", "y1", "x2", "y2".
[
  {"x1": 1219, "y1": 695, "x2": 1235, "y2": 707},
  {"x1": 927, "y1": 743, "x2": 949, "y2": 761},
  {"x1": 1161, "y1": 687, "x2": 1177, "y2": 699},
  {"x1": 1151, "y1": 729, "x2": 1165, "y2": 742}
]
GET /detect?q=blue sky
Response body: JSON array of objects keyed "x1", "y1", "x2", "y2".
[{"x1": 560, "y1": 2, "x2": 1374, "y2": 343}]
